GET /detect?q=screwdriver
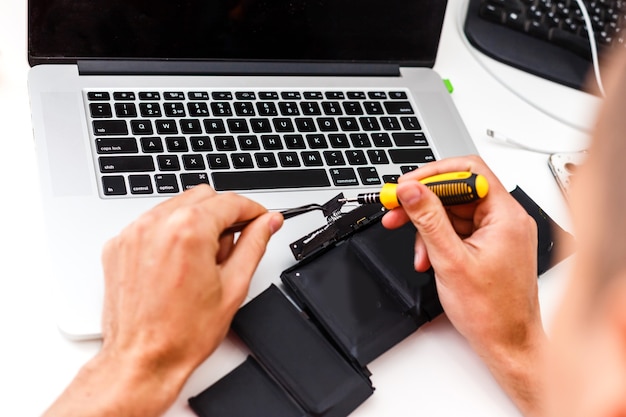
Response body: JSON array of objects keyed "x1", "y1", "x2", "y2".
[{"x1": 339, "y1": 172, "x2": 489, "y2": 209}]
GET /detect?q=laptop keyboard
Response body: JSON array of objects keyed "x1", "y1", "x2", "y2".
[{"x1": 86, "y1": 89, "x2": 436, "y2": 197}]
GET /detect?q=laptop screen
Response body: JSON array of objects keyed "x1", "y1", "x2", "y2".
[{"x1": 29, "y1": 0, "x2": 447, "y2": 67}]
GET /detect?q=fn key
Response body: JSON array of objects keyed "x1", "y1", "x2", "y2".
[{"x1": 102, "y1": 176, "x2": 127, "y2": 195}]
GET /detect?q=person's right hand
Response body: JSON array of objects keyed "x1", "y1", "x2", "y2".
[{"x1": 382, "y1": 156, "x2": 547, "y2": 417}]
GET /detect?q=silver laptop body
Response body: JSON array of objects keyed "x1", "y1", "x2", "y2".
[{"x1": 27, "y1": 0, "x2": 477, "y2": 339}]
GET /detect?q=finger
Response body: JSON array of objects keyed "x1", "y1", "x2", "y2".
[
  {"x1": 196, "y1": 192, "x2": 269, "y2": 238},
  {"x1": 150, "y1": 183, "x2": 218, "y2": 218},
  {"x1": 219, "y1": 212, "x2": 284, "y2": 300},
  {"x1": 414, "y1": 233, "x2": 432, "y2": 272},
  {"x1": 395, "y1": 180, "x2": 466, "y2": 273},
  {"x1": 381, "y1": 206, "x2": 410, "y2": 229},
  {"x1": 216, "y1": 233, "x2": 235, "y2": 264}
]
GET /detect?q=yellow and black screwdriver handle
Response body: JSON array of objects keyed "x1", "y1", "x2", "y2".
[{"x1": 353, "y1": 172, "x2": 489, "y2": 210}]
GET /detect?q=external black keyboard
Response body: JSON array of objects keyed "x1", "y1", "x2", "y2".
[
  {"x1": 478, "y1": 0, "x2": 626, "y2": 59},
  {"x1": 464, "y1": 0, "x2": 626, "y2": 90},
  {"x1": 86, "y1": 89, "x2": 435, "y2": 197}
]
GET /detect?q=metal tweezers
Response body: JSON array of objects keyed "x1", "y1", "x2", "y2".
[{"x1": 221, "y1": 204, "x2": 325, "y2": 235}]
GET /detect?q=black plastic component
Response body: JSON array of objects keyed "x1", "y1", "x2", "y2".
[{"x1": 463, "y1": 0, "x2": 596, "y2": 92}]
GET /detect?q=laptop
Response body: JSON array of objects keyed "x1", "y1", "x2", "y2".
[{"x1": 27, "y1": 0, "x2": 478, "y2": 339}]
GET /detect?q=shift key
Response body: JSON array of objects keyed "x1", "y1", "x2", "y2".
[{"x1": 99, "y1": 156, "x2": 155, "y2": 173}]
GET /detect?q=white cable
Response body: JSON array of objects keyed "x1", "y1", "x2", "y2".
[
  {"x1": 573, "y1": 0, "x2": 606, "y2": 96},
  {"x1": 486, "y1": 128, "x2": 587, "y2": 154},
  {"x1": 455, "y1": 0, "x2": 605, "y2": 134}
]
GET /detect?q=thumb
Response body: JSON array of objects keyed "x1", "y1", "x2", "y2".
[{"x1": 396, "y1": 181, "x2": 465, "y2": 271}]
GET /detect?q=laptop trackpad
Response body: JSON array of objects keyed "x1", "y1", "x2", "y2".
[{"x1": 41, "y1": 92, "x2": 92, "y2": 196}]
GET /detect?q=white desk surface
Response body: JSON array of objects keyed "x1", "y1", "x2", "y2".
[{"x1": 0, "y1": 0, "x2": 595, "y2": 415}]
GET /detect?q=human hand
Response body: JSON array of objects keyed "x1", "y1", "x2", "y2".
[
  {"x1": 97, "y1": 185, "x2": 281, "y2": 415},
  {"x1": 382, "y1": 156, "x2": 546, "y2": 416}
]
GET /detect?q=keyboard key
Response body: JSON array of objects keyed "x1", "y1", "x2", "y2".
[
  {"x1": 157, "y1": 155, "x2": 181, "y2": 171},
  {"x1": 227, "y1": 119, "x2": 249, "y2": 133},
  {"x1": 212, "y1": 169, "x2": 330, "y2": 191},
  {"x1": 182, "y1": 154, "x2": 206, "y2": 170},
  {"x1": 155, "y1": 174, "x2": 179, "y2": 193},
  {"x1": 235, "y1": 92, "x2": 256, "y2": 100},
  {"x1": 347, "y1": 91, "x2": 366, "y2": 99},
  {"x1": 95, "y1": 138, "x2": 138, "y2": 154},
  {"x1": 211, "y1": 102, "x2": 232, "y2": 116},
  {"x1": 389, "y1": 91, "x2": 408, "y2": 99},
  {"x1": 203, "y1": 119, "x2": 226, "y2": 134},
  {"x1": 90, "y1": 103, "x2": 112, "y2": 118},
  {"x1": 342, "y1": 101, "x2": 364, "y2": 115},
  {"x1": 305, "y1": 134, "x2": 328, "y2": 149},
  {"x1": 234, "y1": 102, "x2": 255, "y2": 116},
  {"x1": 113, "y1": 92, "x2": 135, "y2": 101},
  {"x1": 258, "y1": 91, "x2": 279, "y2": 100},
  {"x1": 382, "y1": 174, "x2": 401, "y2": 183},
  {"x1": 140, "y1": 137, "x2": 163, "y2": 153},
  {"x1": 261, "y1": 135, "x2": 283, "y2": 150},
  {"x1": 207, "y1": 153, "x2": 230, "y2": 169},
  {"x1": 188, "y1": 102, "x2": 210, "y2": 116},
  {"x1": 278, "y1": 152, "x2": 301, "y2": 167},
  {"x1": 392, "y1": 132, "x2": 428, "y2": 147},
  {"x1": 381, "y1": 116, "x2": 401, "y2": 130},
  {"x1": 164, "y1": 92, "x2": 185, "y2": 100},
  {"x1": 163, "y1": 102, "x2": 186, "y2": 117},
  {"x1": 99, "y1": 156, "x2": 155, "y2": 173},
  {"x1": 128, "y1": 175, "x2": 153, "y2": 194},
  {"x1": 349, "y1": 133, "x2": 371, "y2": 147},
  {"x1": 363, "y1": 102, "x2": 384, "y2": 115},
  {"x1": 212, "y1": 92, "x2": 233, "y2": 100},
  {"x1": 368, "y1": 91, "x2": 387, "y2": 99},
  {"x1": 384, "y1": 101, "x2": 415, "y2": 115},
  {"x1": 400, "y1": 116, "x2": 422, "y2": 130},
  {"x1": 156, "y1": 119, "x2": 178, "y2": 134},
  {"x1": 238, "y1": 135, "x2": 260, "y2": 150},
  {"x1": 231, "y1": 153, "x2": 254, "y2": 169},
  {"x1": 338, "y1": 117, "x2": 359, "y2": 131},
  {"x1": 329, "y1": 134, "x2": 350, "y2": 148},
  {"x1": 367, "y1": 149, "x2": 390, "y2": 164},
  {"x1": 301, "y1": 151, "x2": 323, "y2": 166},
  {"x1": 323, "y1": 150, "x2": 346, "y2": 166},
  {"x1": 281, "y1": 92, "x2": 301, "y2": 99},
  {"x1": 371, "y1": 132, "x2": 392, "y2": 147},
  {"x1": 357, "y1": 167, "x2": 382, "y2": 186},
  {"x1": 295, "y1": 118, "x2": 317, "y2": 132},
  {"x1": 139, "y1": 103, "x2": 162, "y2": 117},
  {"x1": 115, "y1": 103, "x2": 137, "y2": 118},
  {"x1": 180, "y1": 119, "x2": 203, "y2": 134},
  {"x1": 93, "y1": 120, "x2": 128, "y2": 136},
  {"x1": 138, "y1": 92, "x2": 160, "y2": 100},
  {"x1": 284, "y1": 134, "x2": 306, "y2": 149},
  {"x1": 165, "y1": 137, "x2": 188, "y2": 152},
  {"x1": 317, "y1": 118, "x2": 338, "y2": 132},
  {"x1": 329, "y1": 167, "x2": 358, "y2": 186},
  {"x1": 190, "y1": 136, "x2": 213, "y2": 151},
  {"x1": 180, "y1": 173, "x2": 210, "y2": 190},
  {"x1": 273, "y1": 118, "x2": 295, "y2": 132},
  {"x1": 325, "y1": 91, "x2": 345, "y2": 99},
  {"x1": 358, "y1": 117, "x2": 380, "y2": 131},
  {"x1": 300, "y1": 101, "x2": 322, "y2": 115},
  {"x1": 304, "y1": 91, "x2": 324, "y2": 99},
  {"x1": 102, "y1": 175, "x2": 126, "y2": 195},
  {"x1": 250, "y1": 118, "x2": 273, "y2": 133},
  {"x1": 188, "y1": 91, "x2": 209, "y2": 100},
  {"x1": 88, "y1": 92, "x2": 110, "y2": 101},
  {"x1": 389, "y1": 149, "x2": 436, "y2": 163},
  {"x1": 345, "y1": 150, "x2": 368, "y2": 165},
  {"x1": 322, "y1": 101, "x2": 343, "y2": 115},
  {"x1": 255, "y1": 153, "x2": 278, "y2": 168},
  {"x1": 257, "y1": 102, "x2": 278, "y2": 116},
  {"x1": 214, "y1": 136, "x2": 237, "y2": 151},
  {"x1": 401, "y1": 165, "x2": 418, "y2": 174},
  {"x1": 279, "y1": 102, "x2": 300, "y2": 116}
]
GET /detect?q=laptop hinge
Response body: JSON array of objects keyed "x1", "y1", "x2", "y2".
[{"x1": 77, "y1": 60, "x2": 401, "y2": 77}]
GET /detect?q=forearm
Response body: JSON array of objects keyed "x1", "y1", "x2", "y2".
[
  {"x1": 43, "y1": 348, "x2": 188, "y2": 417},
  {"x1": 474, "y1": 326, "x2": 548, "y2": 417}
]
